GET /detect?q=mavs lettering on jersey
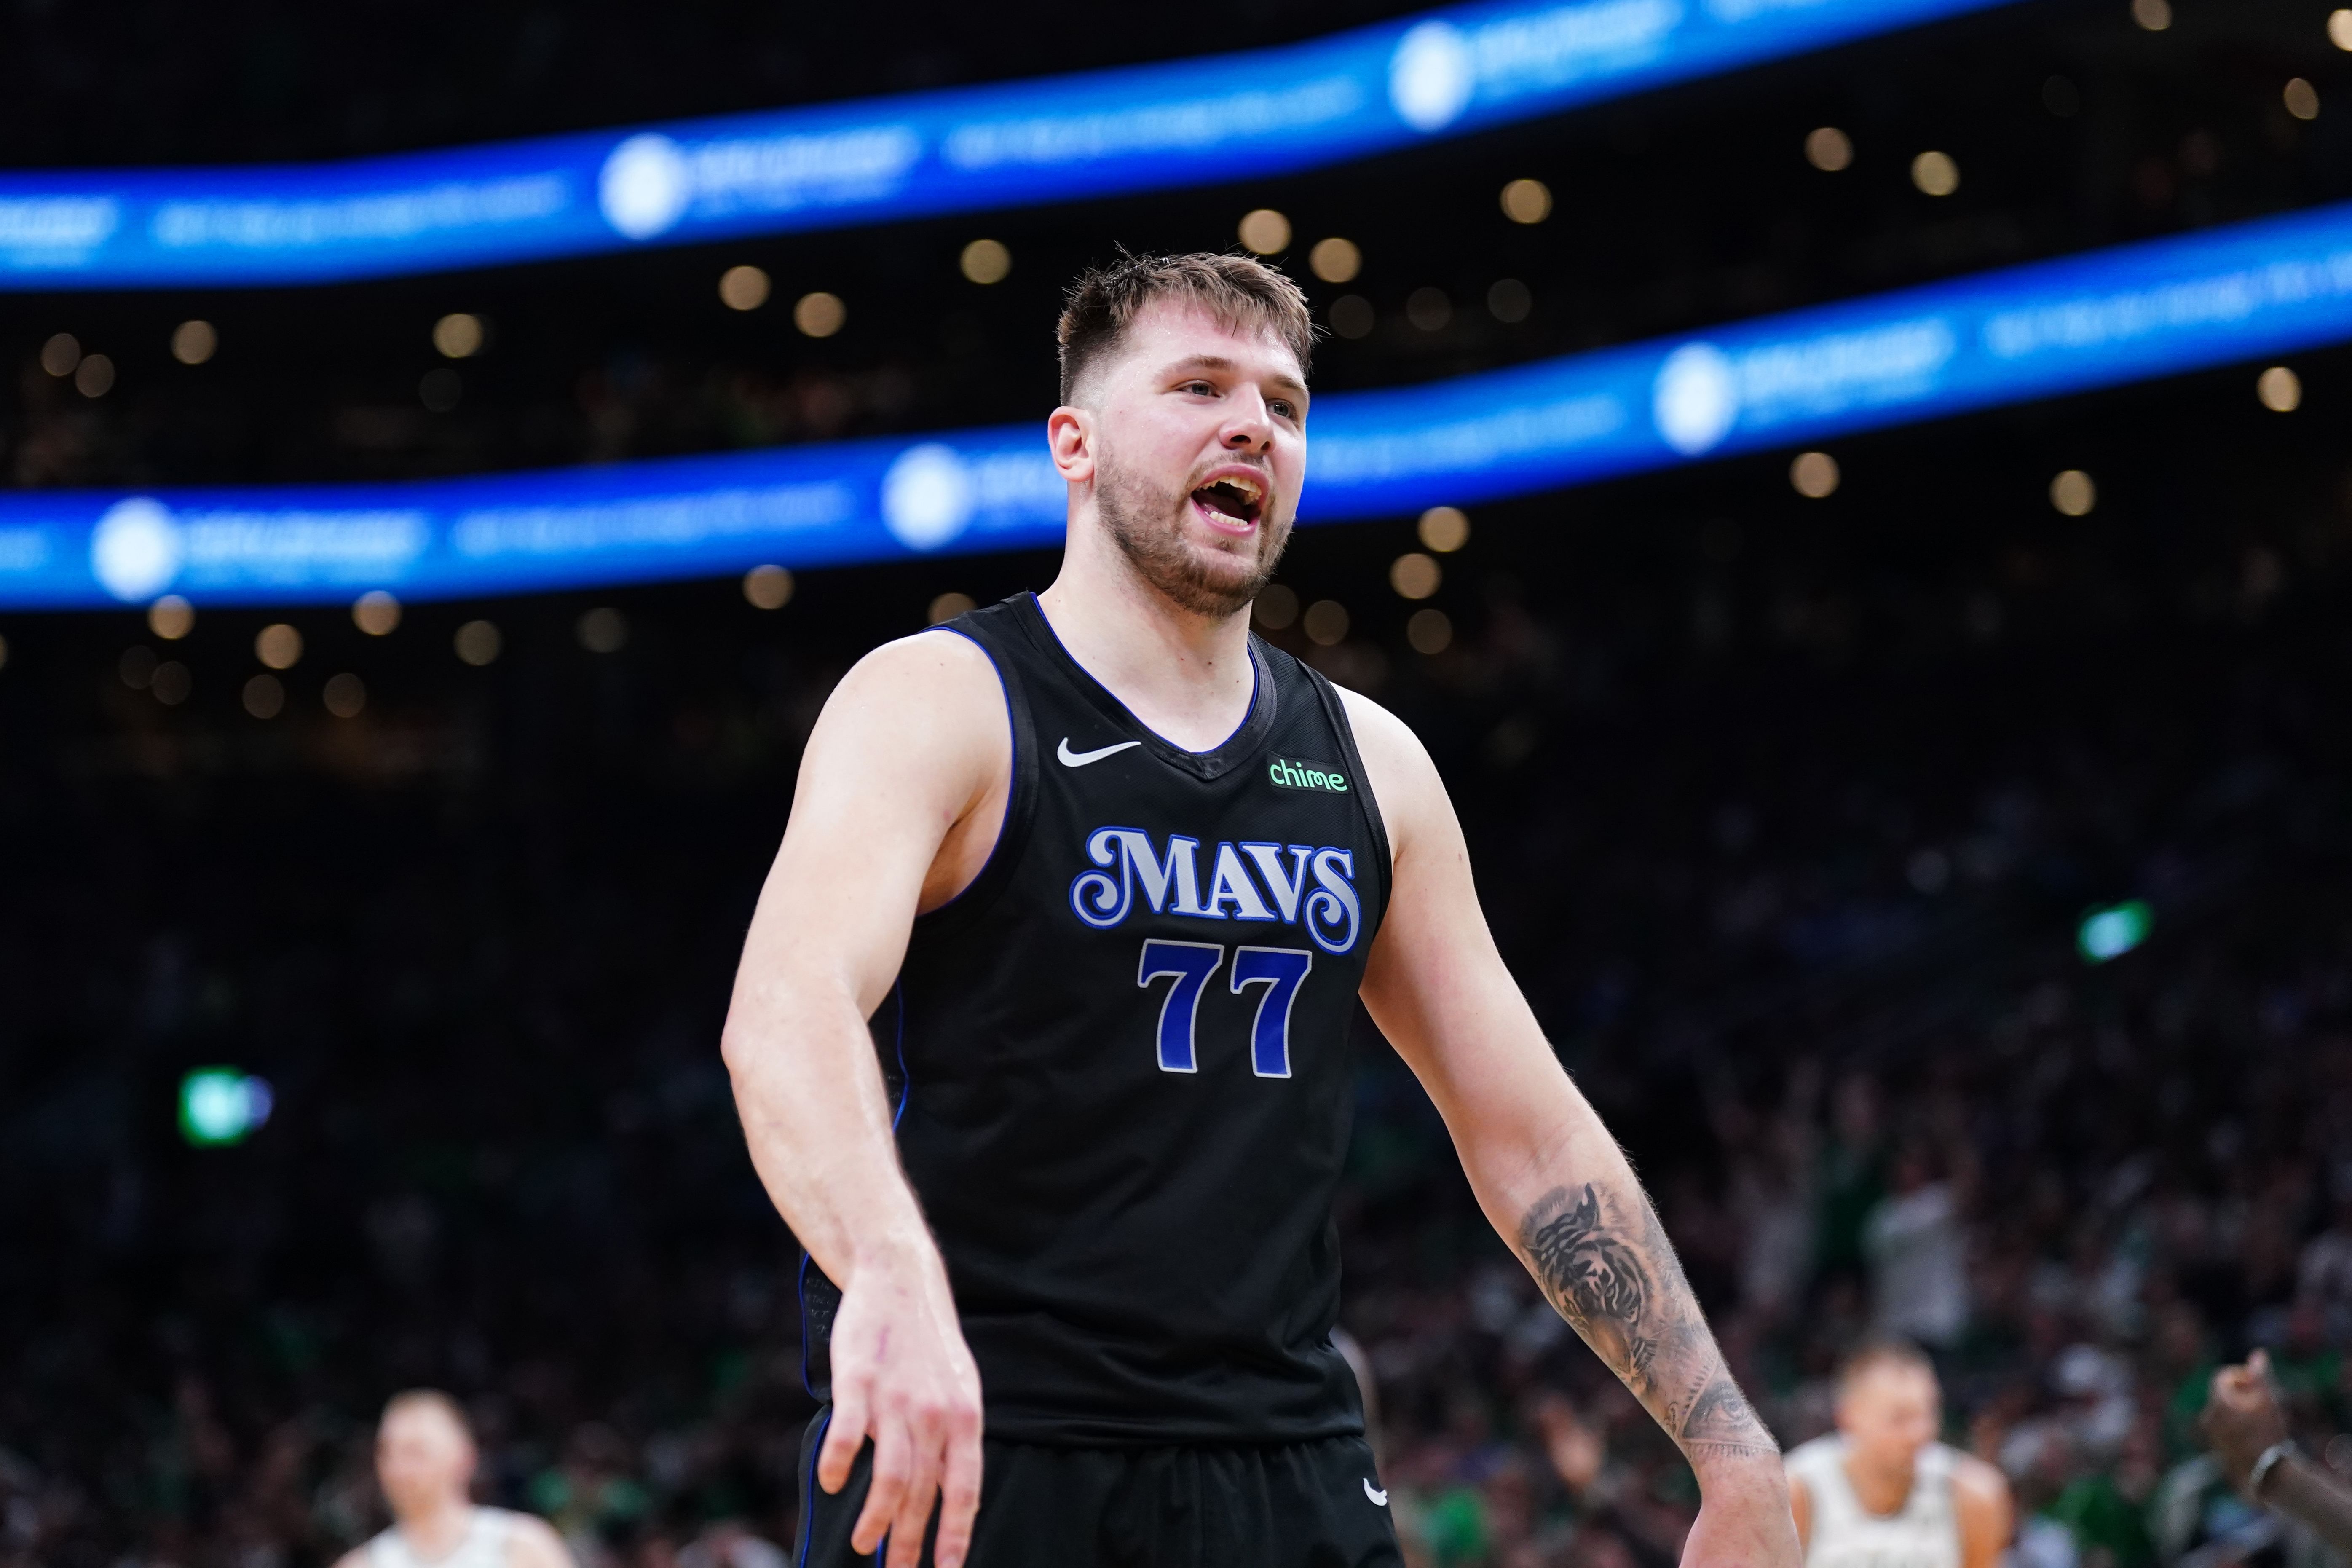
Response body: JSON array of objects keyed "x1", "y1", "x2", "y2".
[{"x1": 1069, "y1": 828, "x2": 1362, "y2": 954}]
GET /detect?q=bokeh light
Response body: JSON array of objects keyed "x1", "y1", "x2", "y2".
[
  {"x1": 1417, "y1": 507, "x2": 1471, "y2": 553},
  {"x1": 577, "y1": 607, "x2": 628, "y2": 652},
  {"x1": 1238, "y1": 209, "x2": 1291, "y2": 255},
  {"x1": 1406, "y1": 608, "x2": 1453, "y2": 655},
  {"x1": 242, "y1": 673, "x2": 285, "y2": 718},
  {"x1": 149, "y1": 596, "x2": 195, "y2": 640},
  {"x1": 352, "y1": 590, "x2": 401, "y2": 635},
  {"x1": 743, "y1": 565, "x2": 794, "y2": 609},
  {"x1": 2050, "y1": 469, "x2": 2098, "y2": 516},
  {"x1": 433, "y1": 312, "x2": 485, "y2": 358},
  {"x1": 454, "y1": 620, "x2": 502, "y2": 666},
  {"x1": 1911, "y1": 150, "x2": 1959, "y2": 196},
  {"x1": 1253, "y1": 584, "x2": 1299, "y2": 630},
  {"x1": 1309, "y1": 238, "x2": 1361, "y2": 284},
  {"x1": 794, "y1": 292, "x2": 846, "y2": 338},
  {"x1": 718, "y1": 265, "x2": 771, "y2": 311},
  {"x1": 1790, "y1": 450, "x2": 1841, "y2": 498},
  {"x1": 1806, "y1": 126, "x2": 1854, "y2": 172},
  {"x1": 179, "y1": 1069, "x2": 273, "y2": 1147},
  {"x1": 1302, "y1": 600, "x2": 1349, "y2": 646},
  {"x1": 255, "y1": 623, "x2": 303, "y2": 669},
  {"x1": 171, "y1": 319, "x2": 217, "y2": 365},
  {"x1": 1499, "y1": 179, "x2": 1551, "y2": 224},
  {"x1": 959, "y1": 239, "x2": 1011, "y2": 284}
]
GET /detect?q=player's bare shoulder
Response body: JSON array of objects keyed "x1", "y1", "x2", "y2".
[
  {"x1": 1327, "y1": 683, "x2": 1450, "y2": 858},
  {"x1": 815, "y1": 627, "x2": 1003, "y2": 745},
  {"x1": 798, "y1": 628, "x2": 1007, "y2": 796},
  {"x1": 1948, "y1": 1447, "x2": 2012, "y2": 1512},
  {"x1": 502, "y1": 1512, "x2": 575, "y2": 1568}
]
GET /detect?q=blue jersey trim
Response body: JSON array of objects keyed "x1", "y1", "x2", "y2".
[
  {"x1": 797, "y1": 1408, "x2": 832, "y2": 1568},
  {"x1": 795, "y1": 1249, "x2": 817, "y2": 1399},
  {"x1": 891, "y1": 981, "x2": 910, "y2": 1132}
]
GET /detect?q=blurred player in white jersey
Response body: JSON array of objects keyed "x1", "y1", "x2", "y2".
[
  {"x1": 1785, "y1": 1342, "x2": 2011, "y2": 1568},
  {"x1": 335, "y1": 1391, "x2": 574, "y2": 1568}
]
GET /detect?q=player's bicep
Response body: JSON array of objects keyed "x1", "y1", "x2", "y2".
[
  {"x1": 505, "y1": 1516, "x2": 578, "y2": 1568},
  {"x1": 1953, "y1": 1458, "x2": 2013, "y2": 1568},
  {"x1": 1341, "y1": 692, "x2": 1564, "y2": 1127},
  {"x1": 736, "y1": 633, "x2": 1002, "y2": 1016}
]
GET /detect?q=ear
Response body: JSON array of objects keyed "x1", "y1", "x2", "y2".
[{"x1": 1048, "y1": 404, "x2": 1096, "y2": 484}]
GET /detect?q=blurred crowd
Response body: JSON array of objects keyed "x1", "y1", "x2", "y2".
[{"x1": 2, "y1": 458, "x2": 2350, "y2": 1568}]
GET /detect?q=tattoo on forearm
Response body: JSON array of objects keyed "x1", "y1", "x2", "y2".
[{"x1": 1520, "y1": 1183, "x2": 1777, "y2": 1463}]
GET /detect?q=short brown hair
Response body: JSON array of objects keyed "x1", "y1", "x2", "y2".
[
  {"x1": 381, "y1": 1388, "x2": 472, "y2": 1440},
  {"x1": 1056, "y1": 251, "x2": 1315, "y2": 405},
  {"x1": 1835, "y1": 1339, "x2": 1935, "y2": 1396}
]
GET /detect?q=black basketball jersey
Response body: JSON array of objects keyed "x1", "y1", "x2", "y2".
[{"x1": 799, "y1": 592, "x2": 1391, "y2": 1446}]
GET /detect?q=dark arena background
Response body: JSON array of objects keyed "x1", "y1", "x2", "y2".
[{"x1": 5, "y1": 1, "x2": 2352, "y2": 1565}]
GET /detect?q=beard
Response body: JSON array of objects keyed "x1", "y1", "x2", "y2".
[{"x1": 1095, "y1": 447, "x2": 1292, "y2": 619}]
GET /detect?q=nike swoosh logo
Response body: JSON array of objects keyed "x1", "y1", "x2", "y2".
[
  {"x1": 1363, "y1": 1479, "x2": 1388, "y2": 1507},
  {"x1": 1057, "y1": 737, "x2": 1142, "y2": 768}
]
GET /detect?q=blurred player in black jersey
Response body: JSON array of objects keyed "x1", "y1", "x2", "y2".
[{"x1": 721, "y1": 252, "x2": 1798, "y2": 1568}]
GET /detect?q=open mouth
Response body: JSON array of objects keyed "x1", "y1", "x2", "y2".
[{"x1": 1189, "y1": 473, "x2": 1266, "y2": 530}]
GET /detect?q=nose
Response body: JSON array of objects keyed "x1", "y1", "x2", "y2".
[{"x1": 1221, "y1": 387, "x2": 1274, "y2": 452}]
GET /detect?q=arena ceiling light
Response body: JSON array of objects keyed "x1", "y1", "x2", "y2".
[
  {"x1": 7, "y1": 193, "x2": 2352, "y2": 607},
  {"x1": 0, "y1": 0, "x2": 2020, "y2": 291}
]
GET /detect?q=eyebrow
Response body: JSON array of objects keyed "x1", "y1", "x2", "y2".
[{"x1": 1165, "y1": 354, "x2": 1310, "y2": 405}]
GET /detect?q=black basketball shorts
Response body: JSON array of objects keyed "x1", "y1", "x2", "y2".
[{"x1": 793, "y1": 1411, "x2": 1405, "y2": 1568}]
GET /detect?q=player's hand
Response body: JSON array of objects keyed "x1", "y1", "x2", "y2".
[
  {"x1": 1679, "y1": 1454, "x2": 1801, "y2": 1568},
  {"x1": 817, "y1": 1247, "x2": 985, "y2": 1568},
  {"x1": 2202, "y1": 1348, "x2": 2290, "y2": 1495}
]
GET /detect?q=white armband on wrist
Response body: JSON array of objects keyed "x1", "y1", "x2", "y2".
[{"x1": 2248, "y1": 1440, "x2": 2296, "y2": 1501}]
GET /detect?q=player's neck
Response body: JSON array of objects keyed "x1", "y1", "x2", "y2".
[
  {"x1": 1037, "y1": 542, "x2": 1254, "y2": 755},
  {"x1": 1842, "y1": 1448, "x2": 1917, "y2": 1515},
  {"x1": 394, "y1": 1497, "x2": 475, "y2": 1557}
]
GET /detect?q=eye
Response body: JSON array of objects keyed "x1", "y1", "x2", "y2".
[
  {"x1": 1178, "y1": 379, "x2": 1216, "y2": 397},
  {"x1": 1270, "y1": 399, "x2": 1299, "y2": 421}
]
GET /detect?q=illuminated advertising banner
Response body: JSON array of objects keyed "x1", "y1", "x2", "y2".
[
  {"x1": 4, "y1": 197, "x2": 2347, "y2": 608},
  {"x1": 0, "y1": 0, "x2": 2016, "y2": 289}
]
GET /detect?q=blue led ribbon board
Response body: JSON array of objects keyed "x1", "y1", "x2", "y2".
[
  {"x1": 0, "y1": 0, "x2": 2017, "y2": 290},
  {"x1": 4, "y1": 198, "x2": 2348, "y2": 608}
]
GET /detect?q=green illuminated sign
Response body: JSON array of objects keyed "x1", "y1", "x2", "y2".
[{"x1": 179, "y1": 1068, "x2": 273, "y2": 1147}]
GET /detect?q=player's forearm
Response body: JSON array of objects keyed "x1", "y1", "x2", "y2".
[
  {"x1": 722, "y1": 969, "x2": 941, "y2": 1289},
  {"x1": 1522, "y1": 1168, "x2": 1776, "y2": 1470},
  {"x1": 2269, "y1": 1457, "x2": 2352, "y2": 1556},
  {"x1": 1465, "y1": 1089, "x2": 1777, "y2": 1475}
]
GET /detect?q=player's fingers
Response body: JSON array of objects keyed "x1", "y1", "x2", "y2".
[
  {"x1": 883, "y1": 1440, "x2": 943, "y2": 1568},
  {"x1": 817, "y1": 1376, "x2": 872, "y2": 1495},
  {"x1": 2248, "y1": 1347, "x2": 2272, "y2": 1381},
  {"x1": 932, "y1": 1419, "x2": 985, "y2": 1568},
  {"x1": 852, "y1": 1415, "x2": 913, "y2": 1556}
]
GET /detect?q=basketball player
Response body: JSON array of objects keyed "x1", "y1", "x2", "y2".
[
  {"x1": 721, "y1": 252, "x2": 1798, "y2": 1568},
  {"x1": 1784, "y1": 1343, "x2": 2011, "y2": 1568},
  {"x1": 335, "y1": 1391, "x2": 573, "y2": 1568}
]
